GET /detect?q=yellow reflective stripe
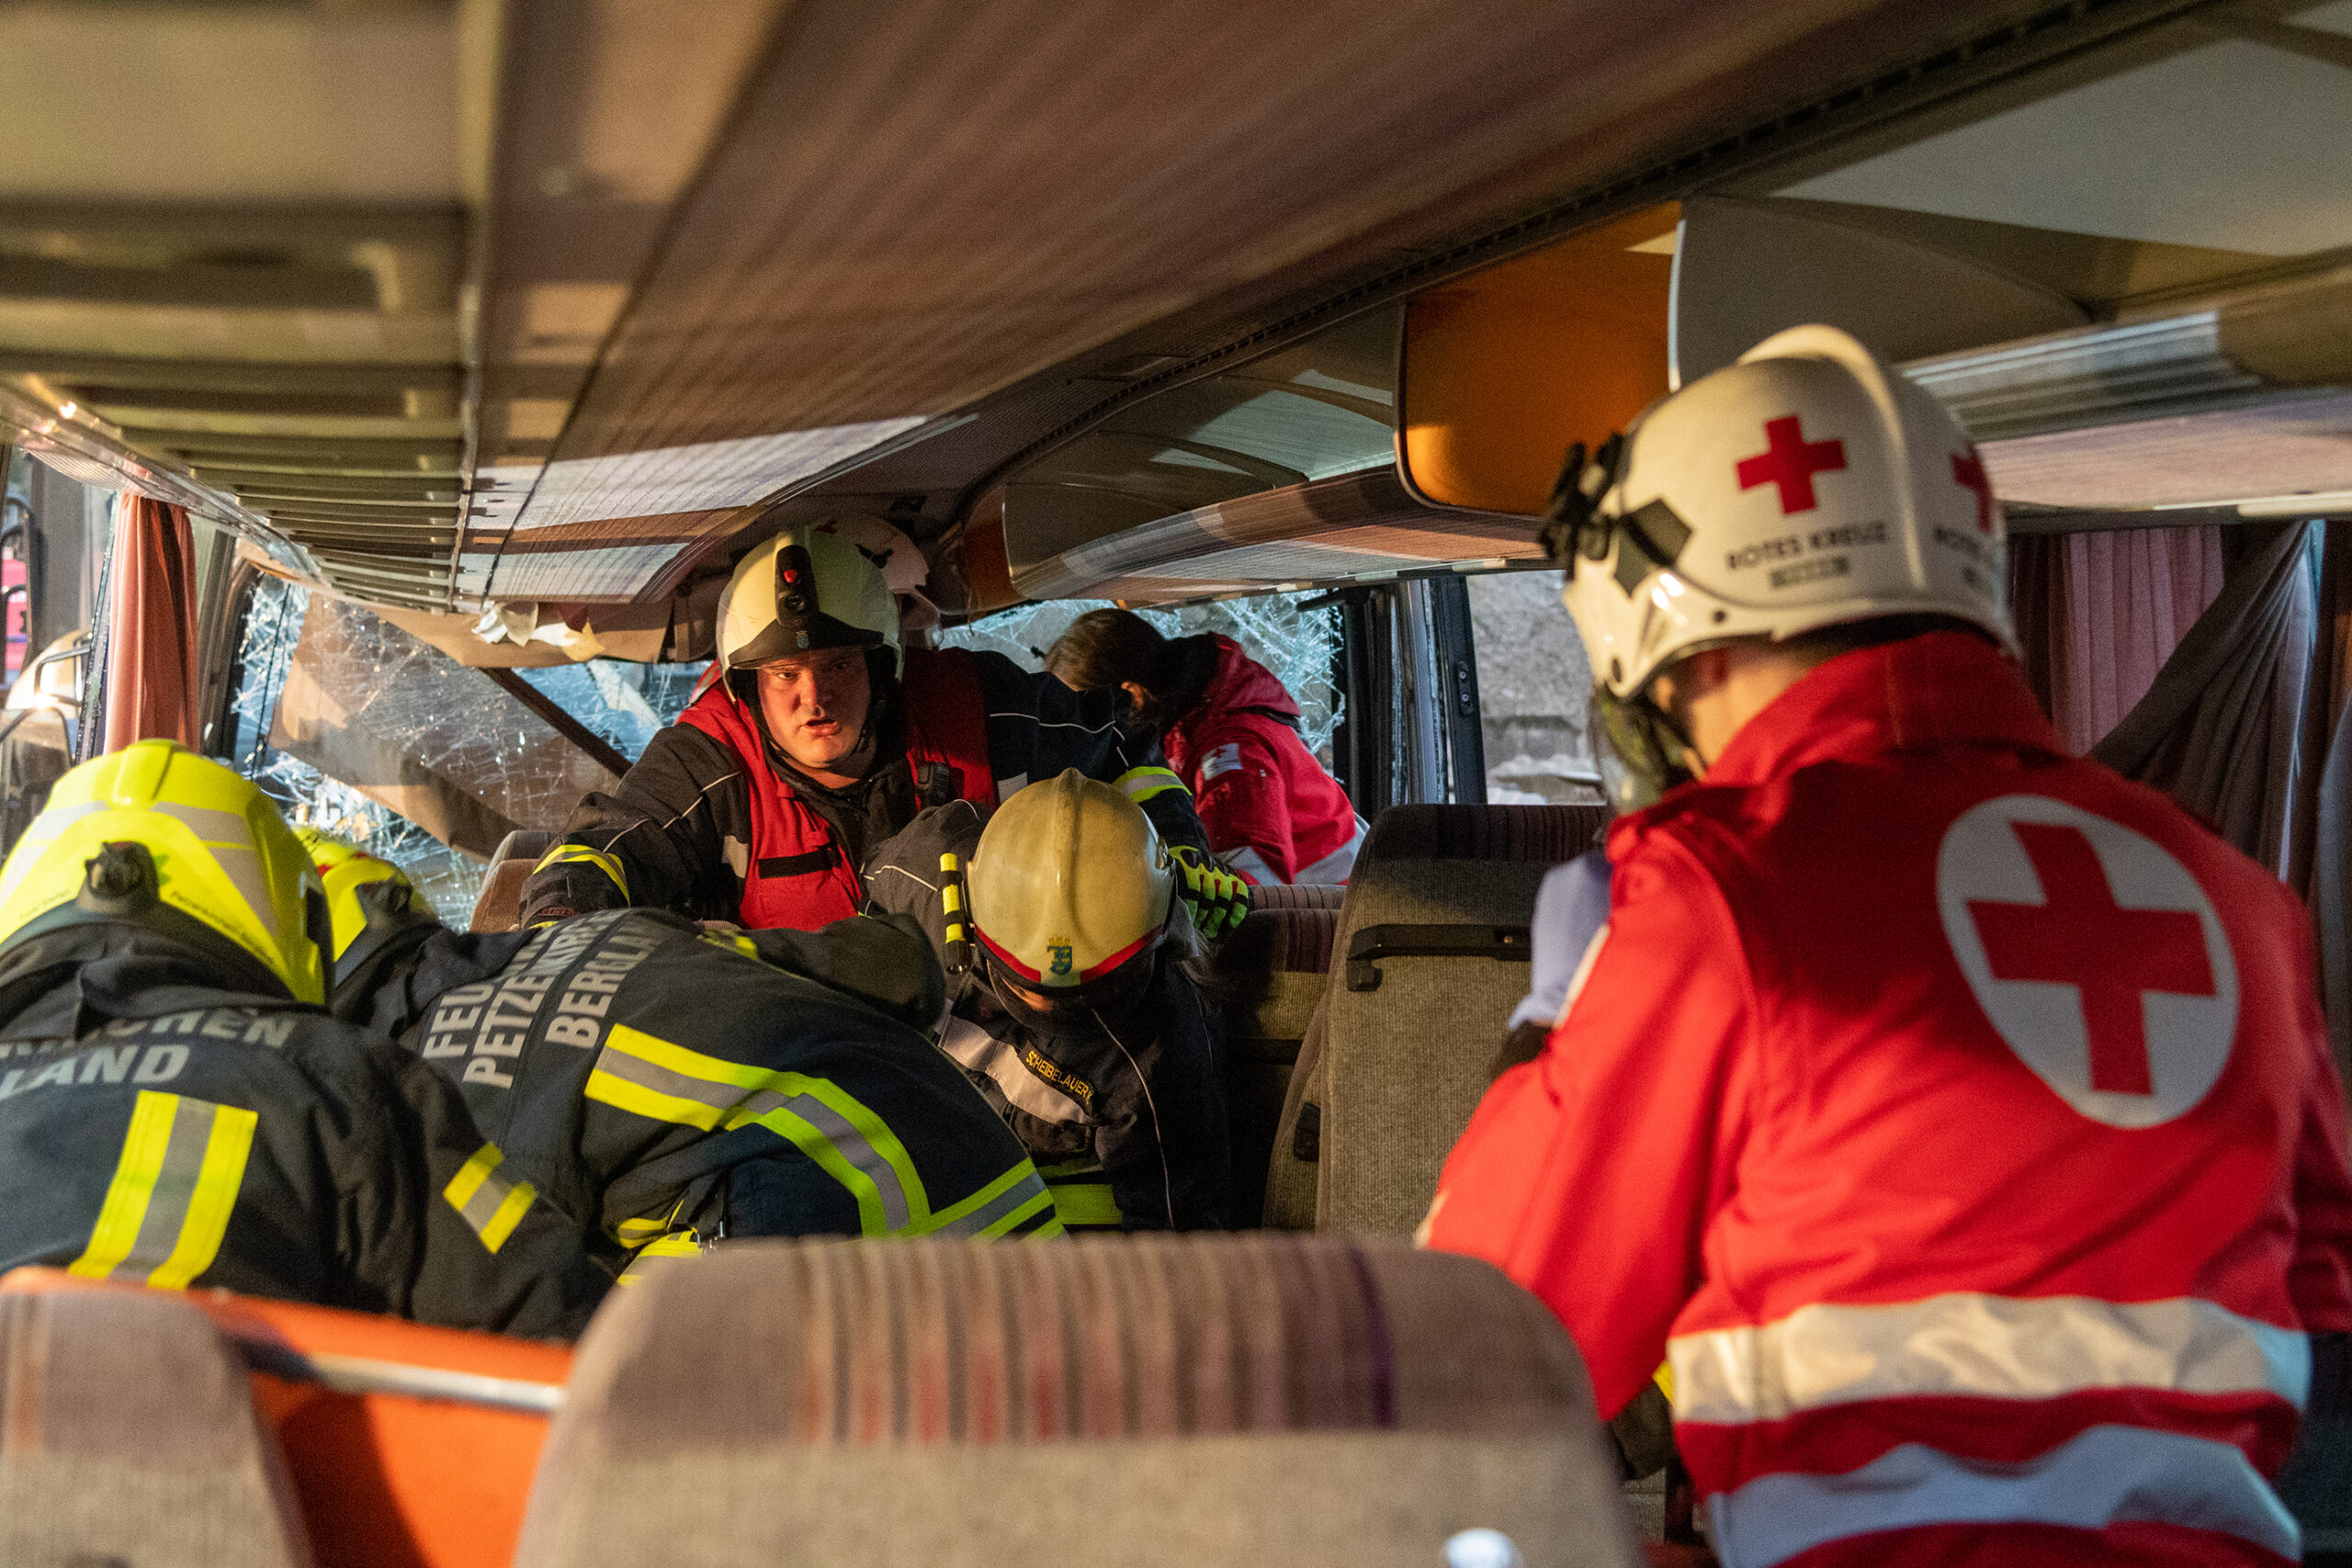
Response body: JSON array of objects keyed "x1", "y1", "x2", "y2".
[
  {"x1": 147, "y1": 1103, "x2": 257, "y2": 1290},
  {"x1": 589, "y1": 1025, "x2": 933, "y2": 1236},
  {"x1": 1113, "y1": 765, "x2": 1188, "y2": 804},
  {"x1": 1024, "y1": 1214, "x2": 1068, "y2": 1241},
  {"x1": 443, "y1": 1142, "x2": 537, "y2": 1254},
  {"x1": 533, "y1": 843, "x2": 629, "y2": 900},
  {"x1": 70, "y1": 1090, "x2": 180, "y2": 1280},
  {"x1": 71, "y1": 1090, "x2": 257, "y2": 1290},
  {"x1": 910, "y1": 1159, "x2": 1042, "y2": 1237},
  {"x1": 1046, "y1": 1181, "x2": 1123, "y2": 1228},
  {"x1": 988, "y1": 1188, "x2": 1058, "y2": 1237}
]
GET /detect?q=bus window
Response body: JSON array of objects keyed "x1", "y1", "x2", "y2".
[{"x1": 1464, "y1": 570, "x2": 1600, "y2": 807}]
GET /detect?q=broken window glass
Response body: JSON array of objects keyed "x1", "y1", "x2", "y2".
[
  {"x1": 938, "y1": 589, "x2": 1345, "y2": 761},
  {"x1": 512, "y1": 658, "x2": 710, "y2": 761},
  {"x1": 224, "y1": 577, "x2": 637, "y2": 925}
]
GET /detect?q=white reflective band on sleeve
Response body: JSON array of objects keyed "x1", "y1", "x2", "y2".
[
  {"x1": 1292, "y1": 815, "x2": 1366, "y2": 886},
  {"x1": 939, "y1": 1017, "x2": 1088, "y2": 1126},
  {"x1": 1223, "y1": 846, "x2": 1277, "y2": 886},
  {"x1": 1670, "y1": 1293, "x2": 2309, "y2": 1427},
  {"x1": 1707, "y1": 1425, "x2": 2299, "y2": 1568}
]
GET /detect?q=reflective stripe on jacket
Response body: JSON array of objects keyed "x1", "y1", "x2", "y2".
[{"x1": 1423, "y1": 631, "x2": 2352, "y2": 1568}]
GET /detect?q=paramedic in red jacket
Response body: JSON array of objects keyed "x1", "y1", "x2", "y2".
[
  {"x1": 1047, "y1": 610, "x2": 1363, "y2": 885},
  {"x1": 521, "y1": 522, "x2": 1243, "y2": 936},
  {"x1": 1422, "y1": 324, "x2": 2352, "y2": 1568}
]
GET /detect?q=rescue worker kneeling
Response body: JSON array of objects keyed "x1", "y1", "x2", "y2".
[
  {"x1": 314, "y1": 839, "x2": 1062, "y2": 1280},
  {"x1": 0, "y1": 743, "x2": 605, "y2": 1336},
  {"x1": 865, "y1": 771, "x2": 1230, "y2": 1232}
]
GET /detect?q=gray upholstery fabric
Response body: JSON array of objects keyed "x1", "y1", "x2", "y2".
[
  {"x1": 470, "y1": 829, "x2": 556, "y2": 933},
  {"x1": 517, "y1": 1235, "x2": 1636, "y2": 1568},
  {"x1": 0, "y1": 1291, "x2": 311, "y2": 1568},
  {"x1": 1267, "y1": 805, "x2": 1610, "y2": 1236}
]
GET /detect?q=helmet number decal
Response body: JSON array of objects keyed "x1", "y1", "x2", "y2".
[{"x1": 1937, "y1": 795, "x2": 2237, "y2": 1129}]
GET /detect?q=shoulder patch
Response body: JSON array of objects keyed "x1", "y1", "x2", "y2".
[{"x1": 1199, "y1": 742, "x2": 1245, "y2": 782}]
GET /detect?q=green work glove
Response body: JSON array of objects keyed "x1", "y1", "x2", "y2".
[{"x1": 1170, "y1": 844, "x2": 1250, "y2": 940}]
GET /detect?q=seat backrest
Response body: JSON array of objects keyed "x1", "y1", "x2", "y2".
[
  {"x1": 3, "y1": 1266, "x2": 571, "y2": 1568},
  {"x1": 517, "y1": 1234, "x2": 1636, "y2": 1568},
  {"x1": 0, "y1": 1286, "x2": 311, "y2": 1568},
  {"x1": 471, "y1": 829, "x2": 558, "y2": 933},
  {"x1": 1247, "y1": 882, "x2": 1346, "y2": 913},
  {"x1": 1270, "y1": 804, "x2": 1609, "y2": 1235},
  {"x1": 1212, "y1": 903, "x2": 1340, "y2": 1225}
]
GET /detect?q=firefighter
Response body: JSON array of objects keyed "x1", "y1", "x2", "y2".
[
  {"x1": 1046, "y1": 610, "x2": 1363, "y2": 885},
  {"x1": 0, "y1": 742, "x2": 606, "y2": 1336},
  {"x1": 1421, "y1": 325, "x2": 2352, "y2": 1564},
  {"x1": 864, "y1": 773, "x2": 1231, "y2": 1232},
  {"x1": 311, "y1": 835, "x2": 1062, "y2": 1280},
  {"x1": 520, "y1": 520, "x2": 1246, "y2": 938}
]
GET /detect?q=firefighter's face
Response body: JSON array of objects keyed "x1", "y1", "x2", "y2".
[{"x1": 755, "y1": 648, "x2": 872, "y2": 774}]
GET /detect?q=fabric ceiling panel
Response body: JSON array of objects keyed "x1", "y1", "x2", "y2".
[{"x1": 479, "y1": 0, "x2": 2046, "y2": 604}]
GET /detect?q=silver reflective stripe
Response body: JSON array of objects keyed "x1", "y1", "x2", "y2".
[
  {"x1": 1707, "y1": 1426, "x2": 2299, "y2": 1568},
  {"x1": 931, "y1": 1165, "x2": 1054, "y2": 1237},
  {"x1": 782, "y1": 1092, "x2": 910, "y2": 1232},
  {"x1": 111, "y1": 1096, "x2": 223, "y2": 1277},
  {"x1": 455, "y1": 1166, "x2": 526, "y2": 1238},
  {"x1": 1292, "y1": 814, "x2": 1367, "y2": 886},
  {"x1": 593, "y1": 1039, "x2": 748, "y2": 1123},
  {"x1": 1670, "y1": 1293, "x2": 2310, "y2": 1426},
  {"x1": 939, "y1": 1017, "x2": 1086, "y2": 1125},
  {"x1": 152, "y1": 802, "x2": 279, "y2": 939},
  {"x1": 1223, "y1": 846, "x2": 1278, "y2": 886}
]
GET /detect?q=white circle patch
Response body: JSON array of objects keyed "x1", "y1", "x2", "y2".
[{"x1": 1937, "y1": 795, "x2": 2237, "y2": 1129}]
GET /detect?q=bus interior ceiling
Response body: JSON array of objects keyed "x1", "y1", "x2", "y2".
[{"x1": 0, "y1": 0, "x2": 2346, "y2": 879}]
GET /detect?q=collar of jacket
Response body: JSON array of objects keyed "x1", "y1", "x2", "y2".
[{"x1": 1680, "y1": 629, "x2": 2059, "y2": 791}]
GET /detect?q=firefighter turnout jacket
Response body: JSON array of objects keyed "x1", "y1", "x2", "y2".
[
  {"x1": 522, "y1": 647, "x2": 1208, "y2": 931},
  {"x1": 1424, "y1": 631, "x2": 2352, "y2": 1568},
  {"x1": 0, "y1": 924, "x2": 608, "y2": 1336},
  {"x1": 345, "y1": 906, "x2": 1061, "y2": 1280},
  {"x1": 865, "y1": 805, "x2": 1231, "y2": 1231}
]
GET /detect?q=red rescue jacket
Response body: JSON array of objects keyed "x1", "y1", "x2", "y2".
[
  {"x1": 1425, "y1": 631, "x2": 2352, "y2": 1568},
  {"x1": 1162, "y1": 636, "x2": 1361, "y2": 884},
  {"x1": 677, "y1": 648, "x2": 994, "y2": 930}
]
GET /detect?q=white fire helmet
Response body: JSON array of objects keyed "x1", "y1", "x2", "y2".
[
  {"x1": 1556, "y1": 323, "x2": 2011, "y2": 700},
  {"x1": 717, "y1": 521, "x2": 903, "y2": 675},
  {"x1": 967, "y1": 770, "x2": 1176, "y2": 996}
]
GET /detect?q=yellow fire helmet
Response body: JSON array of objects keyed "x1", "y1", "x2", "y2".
[
  {"x1": 967, "y1": 769, "x2": 1175, "y2": 995},
  {"x1": 717, "y1": 522, "x2": 901, "y2": 675},
  {"x1": 0, "y1": 739, "x2": 329, "y2": 1004},
  {"x1": 292, "y1": 826, "x2": 430, "y2": 962}
]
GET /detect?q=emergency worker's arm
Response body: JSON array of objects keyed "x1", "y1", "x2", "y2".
[
  {"x1": 1191, "y1": 731, "x2": 1295, "y2": 885},
  {"x1": 519, "y1": 724, "x2": 743, "y2": 925},
  {"x1": 1421, "y1": 836, "x2": 1756, "y2": 1419},
  {"x1": 341, "y1": 1052, "x2": 611, "y2": 1337}
]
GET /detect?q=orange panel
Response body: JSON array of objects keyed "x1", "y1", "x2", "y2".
[
  {"x1": 1, "y1": 1268, "x2": 570, "y2": 1568},
  {"x1": 1399, "y1": 203, "x2": 1676, "y2": 517},
  {"x1": 960, "y1": 490, "x2": 1020, "y2": 614}
]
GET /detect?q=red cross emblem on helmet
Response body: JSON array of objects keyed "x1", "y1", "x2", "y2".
[{"x1": 1736, "y1": 414, "x2": 1847, "y2": 514}]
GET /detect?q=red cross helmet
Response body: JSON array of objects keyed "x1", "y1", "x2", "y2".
[{"x1": 1556, "y1": 323, "x2": 2012, "y2": 699}]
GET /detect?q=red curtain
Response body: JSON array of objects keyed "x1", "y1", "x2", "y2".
[{"x1": 99, "y1": 494, "x2": 200, "y2": 753}]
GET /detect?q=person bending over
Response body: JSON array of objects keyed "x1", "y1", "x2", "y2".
[
  {"x1": 865, "y1": 772, "x2": 1230, "y2": 1231},
  {"x1": 0, "y1": 743, "x2": 605, "y2": 1336},
  {"x1": 315, "y1": 836, "x2": 1060, "y2": 1282},
  {"x1": 1047, "y1": 610, "x2": 1362, "y2": 886}
]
